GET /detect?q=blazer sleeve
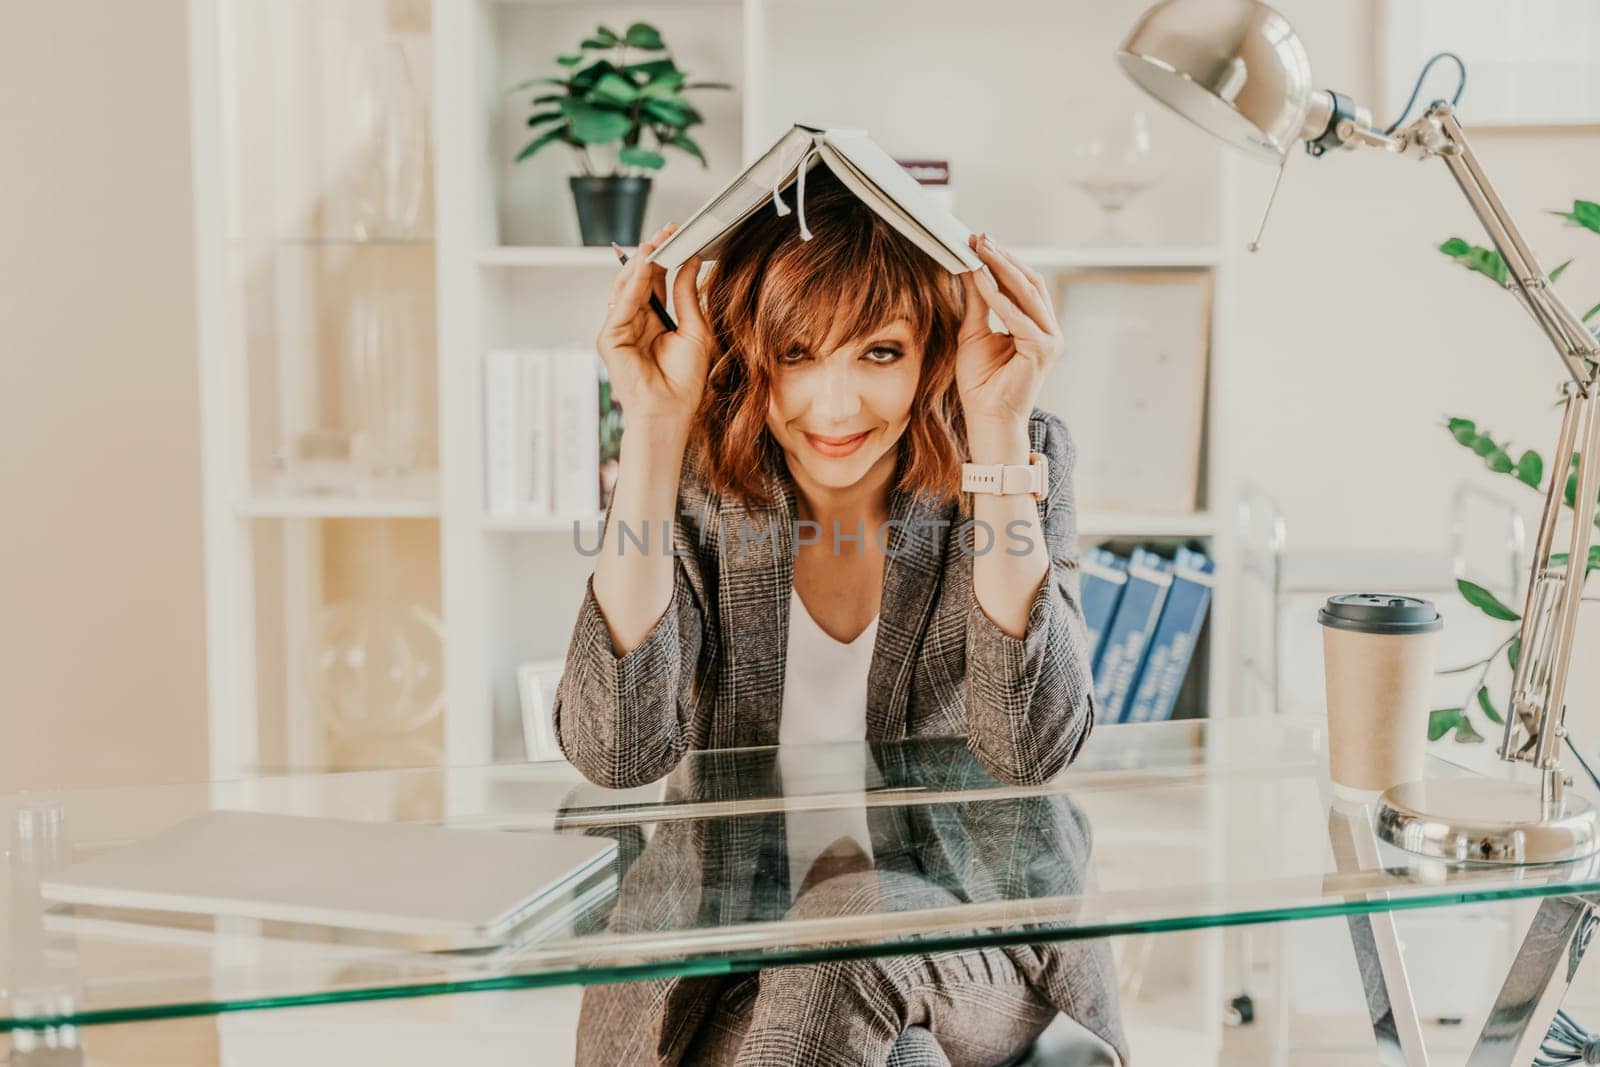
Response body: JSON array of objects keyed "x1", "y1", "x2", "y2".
[
  {"x1": 552, "y1": 524, "x2": 709, "y2": 790},
  {"x1": 962, "y1": 411, "x2": 1097, "y2": 787}
]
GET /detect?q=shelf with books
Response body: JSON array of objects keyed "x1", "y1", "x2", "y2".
[
  {"x1": 1085, "y1": 545, "x2": 1216, "y2": 727},
  {"x1": 482, "y1": 347, "x2": 618, "y2": 525}
]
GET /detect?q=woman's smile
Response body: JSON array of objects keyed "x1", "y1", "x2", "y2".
[{"x1": 802, "y1": 429, "x2": 872, "y2": 458}]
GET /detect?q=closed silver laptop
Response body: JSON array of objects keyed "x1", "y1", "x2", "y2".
[{"x1": 40, "y1": 810, "x2": 617, "y2": 950}]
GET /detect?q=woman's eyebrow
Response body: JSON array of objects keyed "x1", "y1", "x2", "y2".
[
  {"x1": 792, "y1": 321, "x2": 912, "y2": 354},
  {"x1": 859, "y1": 320, "x2": 913, "y2": 343}
]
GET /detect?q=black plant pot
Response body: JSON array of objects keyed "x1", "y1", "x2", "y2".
[{"x1": 569, "y1": 175, "x2": 652, "y2": 247}]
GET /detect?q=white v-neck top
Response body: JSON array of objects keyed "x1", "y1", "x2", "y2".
[
  {"x1": 778, "y1": 587, "x2": 879, "y2": 744},
  {"x1": 778, "y1": 587, "x2": 880, "y2": 899}
]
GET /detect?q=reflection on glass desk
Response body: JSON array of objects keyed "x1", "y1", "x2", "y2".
[{"x1": 5, "y1": 717, "x2": 1600, "y2": 1066}]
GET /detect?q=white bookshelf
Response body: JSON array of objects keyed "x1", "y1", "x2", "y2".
[
  {"x1": 190, "y1": 0, "x2": 1241, "y2": 781},
  {"x1": 439, "y1": 0, "x2": 1238, "y2": 772},
  {"x1": 188, "y1": 0, "x2": 1241, "y2": 775},
  {"x1": 192, "y1": 0, "x2": 1237, "y2": 1055}
]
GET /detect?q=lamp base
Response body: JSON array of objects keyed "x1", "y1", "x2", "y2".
[{"x1": 1374, "y1": 777, "x2": 1600, "y2": 865}]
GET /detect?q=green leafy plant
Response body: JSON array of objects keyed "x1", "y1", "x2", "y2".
[
  {"x1": 598, "y1": 374, "x2": 624, "y2": 467},
  {"x1": 510, "y1": 21, "x2": 731, "y2": 175},
  {"x1": 1432, "y1": 199, "x2": 1600, "y2": 743}
]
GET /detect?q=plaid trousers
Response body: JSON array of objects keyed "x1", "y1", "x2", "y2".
[
  {"x1": 564, "y1": 756, "x2": 1130, "y2": 1067},
  {"x1": 679, "y1": 869, "x2": 1058, "y2": 1066}
]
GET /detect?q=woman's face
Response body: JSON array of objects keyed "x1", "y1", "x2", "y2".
[{"x1": 765, "y1": 317, "x2": 924, "y2": 495}]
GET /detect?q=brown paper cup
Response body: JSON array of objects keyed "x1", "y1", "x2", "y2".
[{"x1": 1318, "y1": 594, "x2": 1443, "y2": 802}]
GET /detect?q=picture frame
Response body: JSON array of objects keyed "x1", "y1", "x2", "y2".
[
  {"x1": 516, "y1": 657, "x2": 567, "y2": 762},
  {"x1": 1040, "y1": 269, "x2": 1213, "y2": 516},
  {"x1": 1376, "y1": 0, "x2": 1600, "y2": 129}
]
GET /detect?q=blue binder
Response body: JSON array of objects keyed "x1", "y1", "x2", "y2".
[
  {"x1": 1094, "y1": 547, "x2": 1175, "y2": 725},
  {"x1": 1080, "y1": 548, "x2": 1130, "y2": 672},
  {"x1": 1124, "y1": 547, "x2": 1215, "y2": 724}
]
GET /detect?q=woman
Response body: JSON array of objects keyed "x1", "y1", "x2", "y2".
[{"x1": 553, "y1": 167, "x2": 1125, "y2": 1066}]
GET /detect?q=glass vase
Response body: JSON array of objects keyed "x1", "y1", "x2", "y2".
[
  {"x1": 307, "y1": 599, "x2": 444, "y2": 741},
  {"x1": 344, "y1": 37, "x2": 427, "y2": 241},
  {"x1": 343, "y1": 288, "x2": 420, "y2": 480}
]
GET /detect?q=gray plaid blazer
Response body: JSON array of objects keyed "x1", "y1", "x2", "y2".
[{"x1": 552, "y1": 408, "x2": 1098, "y2": 791}]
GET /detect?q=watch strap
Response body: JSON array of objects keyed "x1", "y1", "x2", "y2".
[{"x1": 961, "y1": 452, "x2": 1049, "y2": 500}]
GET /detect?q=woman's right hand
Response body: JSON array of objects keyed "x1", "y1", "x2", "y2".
[{"x1": 596, "y1": 222, "x2": 715, "y2": 435}]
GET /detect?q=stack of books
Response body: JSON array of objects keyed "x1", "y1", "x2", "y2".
[
  {"x1": 1084, "y1": 545, "x2": 1215, "y2": 724},
  {"x1": 483, "y1": 347, "x2": 624, "y2": 519}
]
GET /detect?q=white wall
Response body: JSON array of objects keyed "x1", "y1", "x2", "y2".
[
  {"x1": 1215, "y1": 0, "x2": 1600, "y2": 762},
  {"x1": 0, "y1": 0, "x2": 209, "y2": 790},
  {"x1": 1224, "y1": 0, "x2": 1600, "y2": 555}
]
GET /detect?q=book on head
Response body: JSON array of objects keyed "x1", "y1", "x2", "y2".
[{"x1": 647, "y1": 122, "x2": 984, "y2": 275}]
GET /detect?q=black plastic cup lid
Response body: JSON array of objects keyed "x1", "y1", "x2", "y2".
[{"x1": 1317, "y1": 593, "x2": 1442, "y2": 635}]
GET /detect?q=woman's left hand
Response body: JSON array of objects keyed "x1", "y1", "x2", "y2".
[{"x1": 954, "y1": 232, "x2": 1064, "y2": 439}]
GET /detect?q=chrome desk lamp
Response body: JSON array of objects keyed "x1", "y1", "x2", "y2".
[{"x1": 1117, "y1": 0, "x2": 1600, "y2": 865}]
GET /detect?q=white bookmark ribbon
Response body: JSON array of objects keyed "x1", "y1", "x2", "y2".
[{"x1": 771, "y1": 143, "x2": 822, "y2": 241}]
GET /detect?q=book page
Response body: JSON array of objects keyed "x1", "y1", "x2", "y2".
[
  {"x1": 817, "y1": 147, "x2": 960, "y2": 273},
  {"x1": 649, "y1": 125, "x2": 821, "y2": 269},
  {"x1": 822, "y1": 131, "x2": 982, "y2": 273}
]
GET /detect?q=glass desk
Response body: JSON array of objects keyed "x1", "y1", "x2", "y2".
[{"x1": 6, "y1": 718, "x2": 1600, "y2": 1066}]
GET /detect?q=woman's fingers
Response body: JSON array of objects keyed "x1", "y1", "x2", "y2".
[
  {"x1": 635, "y1": 303, "x2": 666, "y2": 356},
  {"x1": 604, "y1": 262, "x2": 649, "y2": 330},
  {"x1": 605, "y1": 229, "x2": 653, "y2": 302},
  {"x1": 607, "y1": 271, "x2": 657, "y2": 341},
  {"x1": 605, "y1": 222, "x2": 679, "y2": 328},
  {"x1": 644, "y1": 221, "x2": 679, "y2": 259},
  {"x1": 671, "y1": 255, "x2": 712, "y2": 342},
  {"x1": 971, "y1": 260, "x2": 1032, "y2": 340},
  {"x1": 958, "y1": 270, "x2": 992, "y2": 342},
  {"x1": 650, "y1": 264, "x2": 668, "y2": 320},
  {"x1": 995, "y1": 245, "x2": 1057, "y2": 332},
  {"x1": 970, "y1": 234, "x2": 1053, "y2": 333}
]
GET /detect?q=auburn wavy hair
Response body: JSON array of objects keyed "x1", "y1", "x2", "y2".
[{"x1": 691, "y1": 164, "x2": 969, "y2": 512}]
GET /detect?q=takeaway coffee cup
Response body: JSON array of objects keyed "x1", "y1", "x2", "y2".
[{"x1": 1318, "y1": 593, "x2": 1443, "y2": 803}]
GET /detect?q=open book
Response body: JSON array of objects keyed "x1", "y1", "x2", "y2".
[{"x1": 647, "y1": 122, "x2": 983, "y2": 275}]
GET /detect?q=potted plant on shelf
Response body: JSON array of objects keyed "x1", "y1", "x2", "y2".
[
  {"x1": 511, "y1": 21, "x2": 731, "y2": 247},
  {"x1": 1430, "y1": 199, "x2": 1600, "y2": 746}
]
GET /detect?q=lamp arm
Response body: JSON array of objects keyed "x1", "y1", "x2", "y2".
[
  {"x1": 1355, "y1": 100, "x2": 1600, "y2": 809},
  {"x1": 1510, "y1": 387, "x2": 1599, "y2": 794},
  {"x1": 1426, "y1": 107, "x2": 1599, "y2": 377},
  {"x1": 1331, "y1": 99, "x2": 1598, "y2": 376}
]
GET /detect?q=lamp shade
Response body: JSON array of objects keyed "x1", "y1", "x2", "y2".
[{"x1": 1116, "y1": 0, "x2": 1316, "y2": 160}]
